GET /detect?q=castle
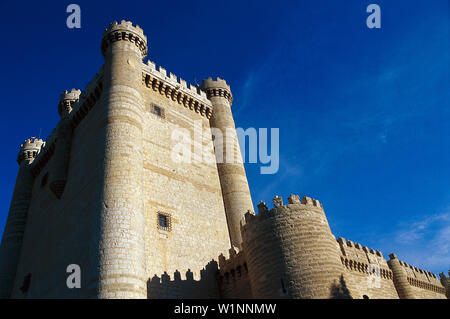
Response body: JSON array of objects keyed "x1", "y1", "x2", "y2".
[{"x1": 0, "y1": 21, "x2": 448, "y2": 299}]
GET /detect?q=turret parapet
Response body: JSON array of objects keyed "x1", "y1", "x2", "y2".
[
  {"x1": 389, "y1": 254, "x2": 442, "y2": 283},
  {"x1": 257, "y1": 201, "x2": 268, "y2": 214},
  {"x1": 17, "y1": 137, "x2": 45, "y2": 164},
  {"x1": 242, "y1": 210, "x2": 256, "y2": 226},
  {"x1": 301, "y1": 195, "x2": 322, "y2": 208},
  {"x1": 240, "y1": 194, "x2": 324, "y2": 230},
  {"x1": 389, "y1": 254, "x2": 446, "y2": 295},
  {"x1": 58, "y1": 88, "x2": 81, "y2": 117},
  {"x1": 142, "y1": 60, "x2": 212, "y2": 118},
  {"x1": 272, "y1": 195, "x2": 283, "y2": 207},
  {"x1": 101, "y1": 20, "x2": 148, "y2": 58},
  {"x1": 288, "y1": 194, "x2": 301, "y2": 204},
  {"x1": 104, "y1": 20, "x2": 146, "y2": 40},
  {"x1": 388, "y1": 254, "x2": 446, "y2": 296},
  {"x1": 389, "y1": 253, "x2": 397, "y2": 260},
  {"x1": 201, "y1": 77, "x2": 231, "y2": 92},
  {"x1": 200, "y1": 77, "x2": 233, "y2": 105}
]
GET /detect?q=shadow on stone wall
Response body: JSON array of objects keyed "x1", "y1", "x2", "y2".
[
  {"x1": 330, "y1": 274, "x2": 353, "y2": 299},
  {"x1": 147, "y1": 260, "x2": 220, "y2": 299}
]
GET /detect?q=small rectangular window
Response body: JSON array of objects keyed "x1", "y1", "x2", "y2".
[
  {"x1": 153, "y1": 105, "x2": 162, "y2": 116},
  {"x1": 151, "y1": 104, "x2": 165, "y2": 118},
  {"x1": 157, "y1": 212, "x2": 171, "y2": 231}
]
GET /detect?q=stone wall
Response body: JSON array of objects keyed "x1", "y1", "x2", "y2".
[
  {"x1": 217, "y1": 248, "x2": 253, "y2": 299},
  {"x1": 9, "y1": 20, "x2": 232, "y2": 299},
  {"x1": 241, "y1": 195, "x2": 345, "y2": 299},
  {"x1": 337, "y1": 238, "x2": 399, "y2": 299},
  {"x1": 2, "y1": 20, "x2": 448, "y2": 300},
  {"x1": 141, "y1": 74, "x2": 231, "y2": 298},
  {"x1": 0, "y1": 138, "x2": 44, "y2": 298},
  {"x1": 11, "y1": 77, "x2": 105, "y2": 298},
  {"x1": 394, "y1": 257, "x2": 446, "y2": 299}
]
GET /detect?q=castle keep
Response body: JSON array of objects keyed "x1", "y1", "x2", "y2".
[{"x1": 0, "y1": 21, "x2": 448, "y2": 299}]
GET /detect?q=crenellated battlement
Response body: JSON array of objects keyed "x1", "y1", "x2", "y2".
[
  {"x1": 201, "y1": 77, "x2": 231, "y2": 92},
  {"x1": 17, "y1": 137, "x2": 45, "y2": 164},
  {"x1": 241, "y1": 194, "x2": 324, "y2": 231},
  {"x1": 101, "y1": 20, "x2": 148, "y2": 58},
  {"x1": 388, "y1": 253, "x2": 445, "y2": 295},
  {"x1": 217, "y1": 247, "x2": 252, "y2": 298},
  {"x1": 337, "y1": 237, "x2": 384, "y2": 260},
  {"x1": 30, "y1": 70, "x2": 103, "y2": 179},
  {"x1": 60, "y1": 88, "x2": 81, "y2": 102},
  {"x1": 337, "y1": 237, "x2": 393, "y2": 281},
  {"x1": 390, "y1": 254, "x2": 441, "y2": 283},
  {"x1": 218, "y1": 247, "x2": 246, "y2": 274},
  {"x1": 104, "y1": 20, "x2": 146, "y2": 40},
  {"x1": 69, "y1": 70, "x2": 103, "y2": 129},
  {"x1": 200, "y1": 77, "x2": 233, "y2": 105},
  {"x1": 142, "y1": 60, "x2": 212, "y2": 118}
]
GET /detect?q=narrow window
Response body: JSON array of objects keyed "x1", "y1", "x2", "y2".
[
  {"x1": 158, "y1": 214, "x2": 167, "y2": 228},
  {"x1": 157, "y1": 212, "x2": 171, "y2": 231}
]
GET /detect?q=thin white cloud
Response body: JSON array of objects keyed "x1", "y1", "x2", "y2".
[{"x1": 386, "y1": 210, "x2": 450, "y2": 272}]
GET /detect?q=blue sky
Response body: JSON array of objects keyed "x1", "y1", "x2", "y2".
[{"x1": 0, "y1": 1, "x2": 448, "y2": 274}]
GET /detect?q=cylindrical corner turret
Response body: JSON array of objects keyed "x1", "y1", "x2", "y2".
[
  {"x1": 241, "y1": 195, "x2": 345, "y2": 299},
  {"x1": 0, "y1": 137, "x2": 44, "y2": 298},
  {"x1": 387, "y1": 254, "x2": 416, "y2": 299},
  {"x1": 201, "y1": 77, "x2": 233, "y2": 105},
  {"x1": 97, "y1": 20, "x2": 147, "y2": 298},
  {"x1": 17, "y1": 137, "x2": 45, "y2": 165},
  {"x1": 201, "y1": 77, "x2": 253, "y2": 250},
  {"x1": 58, "y1": 88, "x2": 81, "y2": 118},
  {"x1": 101, "y1": 20, "x2": 148, "y2": 61}
]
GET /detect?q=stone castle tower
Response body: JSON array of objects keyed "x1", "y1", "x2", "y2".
[{"x1": 0, "y1": 21, "x2": 448, "y2": 299}]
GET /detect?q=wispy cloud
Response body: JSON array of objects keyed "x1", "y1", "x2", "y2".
[
  {"x1": 396, "y1": 213, "x2": 450, "y2": 244},
  {"x1": 379, "y1": 210, "x2": 450, "y2": 273}
]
